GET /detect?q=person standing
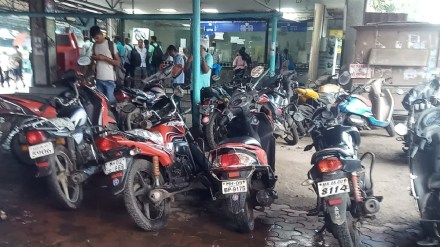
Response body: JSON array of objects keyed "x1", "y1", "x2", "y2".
[
  {"x1": 123, "y1": 38, "x2": 135, "y2": 81},
  {"x1": 149, "y1": 36, "x2": 163, "y2": 74},
  {"x1": 113, "y1": 36, "x2": 124, "y2": 58},
  {"x1": 166, "y1": 45, "x2": 185, "y2": 113},
  {"x1": 82, "y1": 37, "x2": 93, "y2": 58},
  {"x1": 0, "y1": 52, "x2": 10, "y2": 87},
  {"x1": 90, "y1": 26, "x2": 120, "y2": 104},
  {"x1": 11, "y1": 46, "x2": 24, "y2": 88},
  {"x1": 233, "y1": 49, "x2": 248, "y2": 76},
  {"x1": 143, "y1": 39, "x2": 151, "y2": 76},
  {"x1": 135, "y1": 39, "x2": 148, "y2": 80}
]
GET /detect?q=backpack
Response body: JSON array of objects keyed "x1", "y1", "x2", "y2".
[
  {"x1": 151, "y1": 44, "x2": 164, "y2": 67},
  {"x1": 128, "y1": 44, "x2": 142, "y2": 67}
]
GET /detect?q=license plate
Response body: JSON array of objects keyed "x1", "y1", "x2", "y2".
[
  {"x1": 104, "y1": 157, "x2": 127, "y2": 175},
  {"x1": 28, "y1": 142, "x2": 54, "y2": 159},
  {"x1": 317, "y1": 178, "x2": 350, "y2": 197},
  {"x1": 222, "y1": 180, "x2": 247, "y2": 194}
]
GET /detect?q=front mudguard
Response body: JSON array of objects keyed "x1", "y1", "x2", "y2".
[
  {"x1": 225, "y1": 192, "x2": 248, "y2": 215},
  {"x1": 324, "y1": 193, "x2": 350, "y2": 226}
]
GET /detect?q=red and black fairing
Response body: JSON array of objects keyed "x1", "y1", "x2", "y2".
[
  {"x1": 150, "y1": 120, "x2": 186, "y2": 144},
  {"x1": 77, "y1": 85, "x2": 115, "y2": 127},
  {"x1": 0, "y1": 94, "x2": 57, "y2": 118}
]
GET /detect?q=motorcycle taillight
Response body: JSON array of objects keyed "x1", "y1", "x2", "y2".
[
  {"x1": 218, "y1": 153, "x2": 256, "y2": 168},
  {"x1": 115, "y1": 91, "x2": 130, "y2": 102},
  {"x1": 95, "y1": 136, "x2": 124, "y2": 152},
  {"x1": 26, "y1": 130, "x2": 47, "y2": 145},
  {"x1": 203, "y1": 99, "x2": 211, "y2": 105},
  {"x1": 318, "y1": 157, "x2": 342, "y2": 173}
]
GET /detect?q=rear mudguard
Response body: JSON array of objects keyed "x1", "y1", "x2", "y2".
[
  {"x1": 225, "y1": 192, "x2": 248, "y2": 215},
  {"x1": 324, "y1": 193, "x2": 350, "y2": 225},
  {"x1": 108, "y1": 157, "x2": 133, "y2": 195}
]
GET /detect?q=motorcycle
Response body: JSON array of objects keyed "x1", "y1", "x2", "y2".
[
  {"x1": 208, "y1": 87, "x2": 277, "y2": 232},
  {"x1": 114, "y1": 64, "x2": 181, "y2": 131},
  {"x1": 302, "y1": 102, "x2": 382, "y2": 247},
  {"x1": 395, "y1": 102, "x2": 440, "y2": 246},
  {"x1": 19, "y1": 68, "x2": 116, "y2": 209}
]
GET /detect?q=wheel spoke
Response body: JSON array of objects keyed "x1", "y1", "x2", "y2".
[
  {"x1": 55, "y1": 156, "x2": 65, "y2": 172},
  {"x1": 134, "y1": 187, "x2": 148, "y2": 197},
  {"x1": 143, "y1": 202, "x2": 151, "y2": 219},
  {"x1": 136, "y1": 171, "x2": 147, "y2": 187},
  {"x1": 59, "y1": 175, "x2": 70, "y2": 201}
]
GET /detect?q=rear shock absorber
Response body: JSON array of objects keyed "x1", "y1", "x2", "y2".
[
  {"x1": 153, "y1": 156, "x2": 160, "y2": 186},
  {"x1": 351, "y1": 172, "x2": 363, "y2": 202}
]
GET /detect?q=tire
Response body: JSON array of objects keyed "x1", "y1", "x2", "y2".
[
  {"x1": 385, "y1": 118, "x2": 395, "y2": 137},
  {"x1": 46, "y1": 145, "x2": 83, "y2": 210},
  {"x1": 124, "y1": 159, "x2": 170, "y2": 231},
  {"x1": 328, "y1": 212, "x2": 361, "y2": 247},
  {"x1": 284, "y1": 124, "x2": 299, "y2": 145},
  {"x1": 232, "y1": 199, "x2": 255, "y2": 233},
  {"x1": 11, "y1": 134, "x2": 34, "y2": 166},
  {"x1": 205, "y1": 111, "x2": 227, "y2": 150}
]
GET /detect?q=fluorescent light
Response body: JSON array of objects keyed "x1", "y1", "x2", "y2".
[
  {"x1": 280, "y1": 7, "x2": 295, "y2": 13},
  {"x1": 282, "y1": 13, "x2": 298, "y2": 21},
  {"x1": 202, "y1": 8, "x2": 219, "y2": 13},
  {"x1": 182, "y1": 24, "x2": 191, "y2": 27},
  {"x1": 158, "y1": 9, "x2": 177, "y2": 13},
  {"x1": 124, "y1": 8, "x2": 145, "y2": 14}
]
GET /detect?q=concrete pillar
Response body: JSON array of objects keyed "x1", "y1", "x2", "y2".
[
  {"x1": 341, "y1": 0, "x2": 366, "y2": 67},
  {"x1": 308, "y1": 3, "x2": 325, "y2": 81},
  {"x1": 29, "y1": 0, "x2": 57, "y2": 86},
  {"x1": 191, "y1": 0, "x2": 201, "y2": 126},
  {"x1": 269, "y1": 15, "x2": 278, "y2": 77}
]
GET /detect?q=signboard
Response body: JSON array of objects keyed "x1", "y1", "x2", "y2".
[
  {"x1": 349, "y1": 64, "x2": 372, "y2": 78},
  {"x1": 201, "y1": 21, "x2": 267, "y2": 35},
  {"x1": 278, "y1": 21, "x2": 308, "y2": 32},
  {"x1": 132, "y1": 28, "x2": 149, "y2": 44}
]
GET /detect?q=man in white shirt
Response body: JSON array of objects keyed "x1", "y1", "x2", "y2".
[
  {"x1": 90, "y1": 26, "x2": 120, "y2": 104},
  {"x1": 135, "y1": 39, "x2": 148, "y2": 80},
  {"x1": 123, "y1": 37, "x2": 134, "y2": 80}
]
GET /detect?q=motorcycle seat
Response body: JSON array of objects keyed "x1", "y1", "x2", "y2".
[
  {"x1": 428, "y1": 172, "x2": 440, "y2": 190},
  {"x1": 311, "y1": 147, "x2": 353, "y2": 164},
  {"x1": 218, "y1": 136, "x2": 261, "y2": 147},
  {"x1": 352, "y1": 95, "x2": 372, "y2": 107}
]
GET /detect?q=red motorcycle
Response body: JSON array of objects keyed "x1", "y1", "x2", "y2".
[{"x1": 95, "y1": 95, "x2": 210, "y2": 230}]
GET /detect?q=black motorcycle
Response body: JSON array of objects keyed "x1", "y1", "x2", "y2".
[
  {"x1": 303, "y1": 105, "x2": 382, "y2": 247},
  {"x1": 395, "y1": 103, "x2": 440, "y2": 246}
]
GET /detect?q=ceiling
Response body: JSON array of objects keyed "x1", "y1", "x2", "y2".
[{"x1": 83, "y1": 0, "x2": 345, "y2": 18}]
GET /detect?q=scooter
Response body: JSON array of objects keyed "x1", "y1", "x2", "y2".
[
  {"x1": 209, "y1": 88, "x2": 277, "y2": 232},
  {"x1": 395, "y1": 103, "x2": 440, "y2": 246},
  {"x1": 340, "y1": 78, "x2": 395, "y2": 137}
]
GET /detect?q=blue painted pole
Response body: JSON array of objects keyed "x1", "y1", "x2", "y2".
[
  {"x1": 192, "y1": 0, "x2": 201, "y2": 127},
  {"x1": 269, "y1": 15, "x2": 278, "y2": 77}
]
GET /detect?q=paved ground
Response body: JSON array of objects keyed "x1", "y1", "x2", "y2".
[{"x1": 0, "y1": 129, "x2": 426, "y2": 247}]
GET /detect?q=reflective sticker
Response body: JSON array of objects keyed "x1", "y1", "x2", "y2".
[
  {"x1": 334, "y1": 206, "x2": 340, "y2": 219},
  {"x1": 113, "y1": 178, "x2": 120, "y2": 186}
]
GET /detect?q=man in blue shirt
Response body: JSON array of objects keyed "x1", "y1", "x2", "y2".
[{"x1": 166, "y1": 45, "x2": 185, "y2": 113}]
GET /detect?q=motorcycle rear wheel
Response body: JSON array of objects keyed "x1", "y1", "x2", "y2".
[
  {"x1": 327, "y1": 212, "x2": 360, "y2": 247},
  {"x1": 47, "y1": 145, "x2": 83, "y2": 210},
  {"x1": 205, "y1": 111, "x2": 227, "y2": 150},
  {"x1": 124, "y1": 159, "x2": 170, "y2": 231},
  {"x1": 284, "y1": 125, "x2": 299, "y2": 146},
  {"x1": 231, "y1": 199, "x2": 255, "y2": 233}
]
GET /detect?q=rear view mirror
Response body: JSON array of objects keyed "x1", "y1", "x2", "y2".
[
  {"x1": 395, "y1": 123, "x2": 408, "y2": 136},
  {"x1": 251, "y1": 66, "x2": 264, "y2": 78},
  {"x1": 338, "y1": 71, "x2": 351, "y2": 86},
  {"x1": 77, "y1": 56, "x2": 91, "y2": 66}
]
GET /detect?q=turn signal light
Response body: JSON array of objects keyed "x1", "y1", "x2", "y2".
[
  {"x1": 318, "y1": 157, "x2": 342, "y2": 173},
  {"x1": 26, "y1": 130, "x2": 47, "y2": 145}
]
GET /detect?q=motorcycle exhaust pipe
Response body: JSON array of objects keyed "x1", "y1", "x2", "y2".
[
  {"x1": 71, "y1": 166, "x2": 100, "y2": 184},
  {"x1": 363, "y1": 198, "x2": 381, "y2": 214},
  {"x1": 256, "y1": 189, "x2": 278, "y2": 207}
]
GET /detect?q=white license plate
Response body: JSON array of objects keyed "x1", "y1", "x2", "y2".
[
  {"x1": 317, "y1": 178, "x2": 350, "y2": 197},
  {"x1": 28, "y1": 142, "x2": 54, "y2": 159},
  {"x1": 222, "y1": 180, "x2": 247, "y2": 194},
  {"x1": 104, "y1": 157, "x2": 127, "y2": 175}
]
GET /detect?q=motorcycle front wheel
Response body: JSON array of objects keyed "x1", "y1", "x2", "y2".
[
  {"x1": 124, "y1": 159, "x2": 170, "y2": 231},
  {"x1": 205, "y1": 111, "x2": 228, "y2": 150},
  {"x1": 47, "y1": 145, "x2": 83, "y2": 210},
  {"x1": 327, "y1": 212, "x2": 360, "y2": 247}
]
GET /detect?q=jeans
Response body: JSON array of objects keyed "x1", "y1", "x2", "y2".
[
  {"x1": 135, "y1": 67, "x2": 148, "y2": 80},
  {"x1": 96, "y1": 80, "x2": 116, "y2": 104}
]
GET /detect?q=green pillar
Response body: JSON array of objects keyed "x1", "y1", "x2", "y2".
[
  {"x1": 269, "y1": 15, "x2": 278, "y2": 77},
  {"x1": 192, "y1": 0, "x2": 201, "y2": 126}
]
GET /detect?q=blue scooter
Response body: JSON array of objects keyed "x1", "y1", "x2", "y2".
[{"x1": 339, "y1": 78, "x2": 395, "y2": 137}]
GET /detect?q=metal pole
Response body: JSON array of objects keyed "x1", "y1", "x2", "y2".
[
  {"x1": 309, "y1": 3, "x2": 325, "y2": 81},
  {"x1": 269, "y1": 14, "x2": 278, "y2": 77},
  {"x1": 192, "y1": 0, "x2": 201, "y2": 127}
]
